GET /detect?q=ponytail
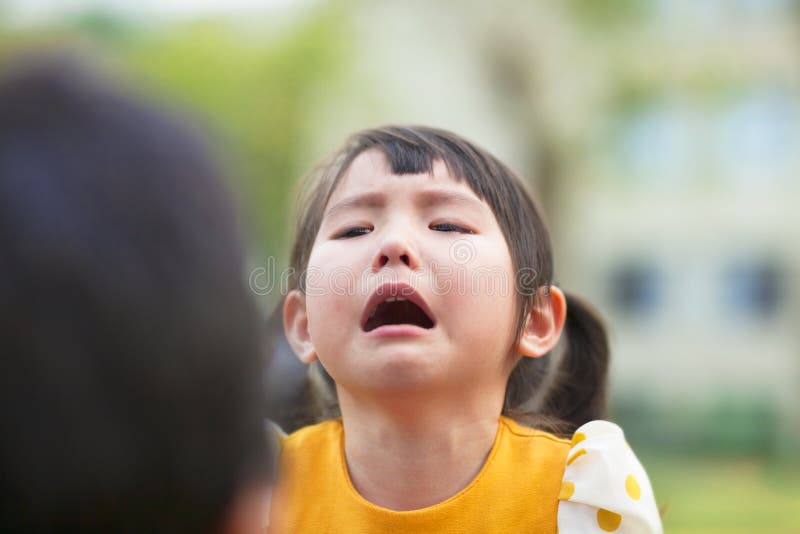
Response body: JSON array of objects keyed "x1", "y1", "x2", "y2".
[{"x1": 504, "y1": 291, "x2": 610, "y2": 436}]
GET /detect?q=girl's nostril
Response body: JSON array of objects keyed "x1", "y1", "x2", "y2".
[{"x1": 401, "y1": 254, "x2": 410, "y2": 265}]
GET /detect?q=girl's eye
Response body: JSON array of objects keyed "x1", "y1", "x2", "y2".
[
  {"x1": 335, "y1": 226, "x2": 372, "y2": 239},
  {"x1": 430, "y1": 222, "x2": 473, "y2": 234}
]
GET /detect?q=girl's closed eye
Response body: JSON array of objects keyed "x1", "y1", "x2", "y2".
[
  {"x1": 334, "y1": 225, "x2": 373, "y2": 239},
  {"x1": 430, "y1": 222, "x2": 474, "y2": 234}
]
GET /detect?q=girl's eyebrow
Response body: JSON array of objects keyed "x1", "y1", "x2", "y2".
[
  {"x1": 414, "y1": 188, "x2": 485, "y2": 213},
  {"x1": 324, "y1": 188, "x2": 487, "y2": 221},
  {"x1": 324, "y1": 191, "x2": 386, "y2": 220}
]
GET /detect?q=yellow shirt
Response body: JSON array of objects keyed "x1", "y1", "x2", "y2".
[{"x1": 269, "y1": 416, "x2": 571, "y2": 533}]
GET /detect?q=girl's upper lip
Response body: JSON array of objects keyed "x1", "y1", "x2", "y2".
[{"x1": 360, "y1": 282, "x2": 436, "y2": 330}]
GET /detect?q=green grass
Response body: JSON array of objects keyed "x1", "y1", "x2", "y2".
[{"x1": 641, "y1": 453, "x2": 800, "y2": 534}]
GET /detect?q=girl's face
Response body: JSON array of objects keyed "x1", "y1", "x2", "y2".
[{"x1": 302, "y1": 149, "x2": 518, "y2": 396}]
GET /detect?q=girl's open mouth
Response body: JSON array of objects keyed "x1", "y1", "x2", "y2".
[
  {"x1": 364, "y1": 297, "x2": 435, "y2": 332},
  {"x1": 361, "y1": 283, "x2": 436, "y2": 333}
]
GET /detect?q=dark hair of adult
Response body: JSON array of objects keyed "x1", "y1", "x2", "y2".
[{"x1": 0, "y1": 55, "x2": 269, "y2": 531}]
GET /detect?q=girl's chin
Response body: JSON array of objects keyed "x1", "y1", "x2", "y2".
[{"x1": 350, "y1": 350, "x2": 450, "y2": 390}]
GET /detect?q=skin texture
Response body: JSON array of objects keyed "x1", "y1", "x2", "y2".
[{"x1": 283, "y1": 149, "x2": 566, "y2": 510}]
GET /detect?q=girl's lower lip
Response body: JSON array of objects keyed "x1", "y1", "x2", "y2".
[{"x1": 363, "y1": 324, "x2": 433, "y2": 338}]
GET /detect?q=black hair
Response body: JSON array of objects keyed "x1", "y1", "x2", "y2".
[{"x1": 0, "y1": 54, "x2": 270, "y2": 531}]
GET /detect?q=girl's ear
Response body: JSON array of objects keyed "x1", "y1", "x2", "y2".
[
  {"x1": 517, "y1": 285, "x2": 567, "y2": 359},
  {"x1": 283, "y1": 289, "x2": 318, "y2": 364}
]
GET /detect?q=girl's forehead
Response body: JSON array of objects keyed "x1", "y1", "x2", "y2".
[{"x1": 329, "y1": 148, "x2": 479, "y2": 205}]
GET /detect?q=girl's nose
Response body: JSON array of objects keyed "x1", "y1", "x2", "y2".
[{"x1": 373, "y1": 235, "x2": 421, "y2": 271}]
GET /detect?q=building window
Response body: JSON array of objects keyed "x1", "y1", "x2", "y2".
[
  {"x1": 608, "y1": 260, "x2": 663, "y2": 319},
  {"x1": 722, "y1": 257, "x2": 785, "y2": 322}
]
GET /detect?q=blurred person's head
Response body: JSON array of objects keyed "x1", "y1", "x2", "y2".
[{"x1": 0, "y1": 54, "x2": 270, "y2": 532}]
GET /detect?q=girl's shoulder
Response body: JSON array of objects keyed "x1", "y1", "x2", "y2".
[{"x1": 557, "y1": 420, "x2": 663, "y2": 534}]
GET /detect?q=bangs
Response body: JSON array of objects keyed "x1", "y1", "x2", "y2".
[
  {"x1": 350, "y1": 126, "x2": 495, "y2": 203},
  {"x1": 375, "y1": 138, "x2": 438, "y2": 176}
]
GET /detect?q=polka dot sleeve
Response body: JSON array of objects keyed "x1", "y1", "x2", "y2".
[{"x1": 557, "y1": 420, "x2": 662, "y2": 533}]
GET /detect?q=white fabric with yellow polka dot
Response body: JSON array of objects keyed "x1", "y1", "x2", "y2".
[{"x1": 557, "y1": 420, "x2": 663, "y2": 533}]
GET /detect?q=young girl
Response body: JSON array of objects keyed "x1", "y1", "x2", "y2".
[{"x1": 272, "y1": 126, "x2": 663, "y2": 533}]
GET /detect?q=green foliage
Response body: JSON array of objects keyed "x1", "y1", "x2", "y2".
[
  {"x1": 69, "y1": 9, "x2": 135, "y2": 43},
  {"x1": 613, "y1": 393, "x2": 784, "y2": 456},
  {"x1": 618, "y1": 393, "x2": 800, "y2": 531},
  {"x1": 608, "y1": 78, "x2": 660, "y2": 115},
  {"x1": 644, "y1": 454, "x2": 800, "y2": 533},
  {"x1": 565, "y1": 0, "x2": 650, "y2": 26},
  {"x1": 118, "y1": 7, "x2": 351, "y2": 259}
]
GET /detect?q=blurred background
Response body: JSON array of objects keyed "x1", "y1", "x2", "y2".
[{"x1": 1, "y1": 0, "x2": 798, "y2": 531}]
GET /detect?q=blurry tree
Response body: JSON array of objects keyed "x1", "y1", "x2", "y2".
[
  {"x1": 475, "y1": 1, "x2": 597, "y2": 218},
  {"x1": 565, "y1": 0, "x2": 649, "y2": 27},
  {"x1": 119, "y1": 7, "x2": 350, "y2": 261},
  {"x1": 71, "y1": 9, "x2": 134, "y2": 44}
]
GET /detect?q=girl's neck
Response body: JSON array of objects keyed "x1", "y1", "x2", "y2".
[{"x1": 337, "y1": 388, "x2": 504, "y2": 511}]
